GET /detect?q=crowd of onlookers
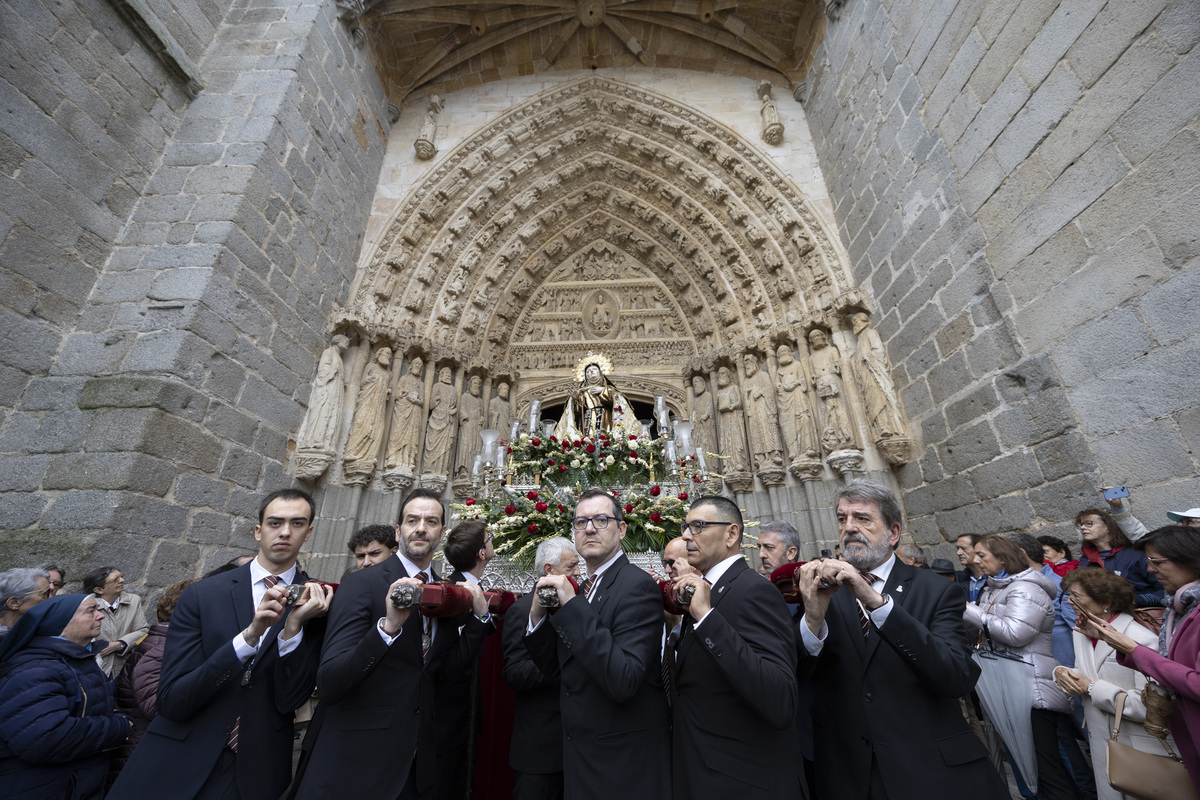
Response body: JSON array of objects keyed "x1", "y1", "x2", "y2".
[{"x1": 1, "y1": 486, "x2": 1198, "y2": 800}]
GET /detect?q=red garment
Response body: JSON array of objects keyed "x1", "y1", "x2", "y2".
[{"x1": 1047, "y1": 559, "x2": 1080, "y2": 577}]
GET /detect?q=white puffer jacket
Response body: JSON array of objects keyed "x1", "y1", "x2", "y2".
[{"x1": 964, "y1": 567, "x2": 1071, "y2": 713}]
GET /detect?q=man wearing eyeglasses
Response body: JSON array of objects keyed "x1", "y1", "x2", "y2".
[
  {"x1": 670, "y1": 495, "x2": 802, "y2": 799},
  {"x1": 525, "y1": 488, "x2": 671, "y2": 799}
]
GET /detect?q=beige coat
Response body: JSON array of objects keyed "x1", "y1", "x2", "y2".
[
  {"x1": 98, "y1": 592, "x2": 149, "y2": 677},
  {"x1": 1069, "y1": 613, "x2": 1178, "y2": 800}
]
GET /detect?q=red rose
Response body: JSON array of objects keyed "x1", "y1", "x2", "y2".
[
  {"x1": 629, "y1": 452, "x2": 638, "y2": 460},
  {"x1": 528, "y1": 523, "x2": 539, "y2": 534},
  {"x1": 550, "y1": 435, "x2": 558, "y2": 442},
  {"x1": 611, "y1": 490, "x2": 621, "y2": 497},
  {"x1": 629, "y1": 434, "x2": 637, "y2": 440},
  {"x1": 546, "y1": 458, "x2": 555, "y2": 466},
  {"x1": 557, "y1": 504, "x2": 566, "y2": 513},
  {"x1": 527, "y1": 490, "x2": 538, "y2": 500},
  {"x1": 505, "y1": 505, "x2": 516, "y2": 515},
  {"x1": 650, "y1": 512, "x2": 662, "y2": 523},
  {"x1": 693, "y1": 475, "x2": 702, "y2": 483},
  {"x1": 624, "y1": 504, "x2": 634, "y2": 514},
  {"x1": 678, "y1": 492, "x2": 688, "y2": 501},
  {"x1": 531, "y1": 437, "x2": 541, "y2": 446},
  {"x1": 535, "y1": 502, "x2": 548, "y2": 512},
  {"x1": 574, "y1": 440, "x2": 583, "y2": 447},
  {"x1": 558, "y1": 464, "x2": 567, "y2": 472},
  {"x1": 586, "y1": 444, "x2": 596, "y2": 453},
  {"x1": 465, "y1": 498, "x2": 476, "y2": 506},
  {"x1": 650, "y1": 486, "x2": 661, "y2": 496}
]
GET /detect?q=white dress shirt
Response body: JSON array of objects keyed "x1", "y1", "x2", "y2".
[
  {"x1": 690, "y1": 553, "x2": 744, "y2": 630},
  {"x1": 232, "y1": 559, "x2": 301, "y2": 660},
  {"x1": 377, "y1": 552, "x2": 440, "y2": 646},
  {"x1": 801, "y1": 553, "x2": 898, "y2": 656}
]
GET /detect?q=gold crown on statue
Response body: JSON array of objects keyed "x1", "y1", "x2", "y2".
[{"x1": 574, "y1": 353, "x2": 614, "y2": 383}]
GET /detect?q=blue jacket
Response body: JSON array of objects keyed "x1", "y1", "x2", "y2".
[
  {"x1": 1080, "y1": 544, "x2": 1165, "y2": 607},
  {"x1": 0, "y1": 636, "x2": 131, "y2": 799}
]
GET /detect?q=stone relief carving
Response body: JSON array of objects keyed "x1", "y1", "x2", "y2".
[
  {"x1": 775, "y1": 344, "x2": 820, "y2": 472},
  {"x1": 757, "y1": 81, "x2": 784, "y2": 146},
  {"x1": 421, "y1": 366, "x2": 458, "y2": 487},
  {"x1": 742, "y1": 353, "x2": 785, "y2": 480},
  {"x1": 292, "y1": 334, "x2": 350, "y2": 480},
  {"x1": 384, "y1": 355, "x2": 425, "y2": 476},
  {"x1": 690, "y1": 375, "x2": 717, "y2": 456},
  {"x1": 715, "y1": 366, "x2": 752, "y2": 489},
  {"x1": 414, "y1": 95, "x2": 444, "y2": 161},
  {"x1": 488, "y1": 380, "x2": 514, "y2": 435},
  {"x1": 849, "y1": 312, "x2": 914, "y2": 465},
  {"x1": 342, "y1": 346, "x2": 392, "y2": 484},
  {"x1": 807, "y1": 329, "x2": 856, "y2": 454}
]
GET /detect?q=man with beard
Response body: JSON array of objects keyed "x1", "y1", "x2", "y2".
[{"x1": 795, "y1": 480, "x2": 1007, "y2": 800}]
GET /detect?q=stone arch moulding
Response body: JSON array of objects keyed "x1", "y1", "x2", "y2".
[{"x1": 299, "y1": 76, "x2": 918, "y2": 490}]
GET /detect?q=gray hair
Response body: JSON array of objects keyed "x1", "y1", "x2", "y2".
[
  {"x1": 836, "y1": 479, "x2": 904, "y2": 533},
  {"x1": 0, "y1": 568, "x2": 50, "y2": 605},
  {"x1": 897, "y1": 543, "x2": 927, "y2": 565},
  {"x1": 758, "y1": 521, "x2": 801, "y2": 560},
  {"x1": 535, "y1": 537, "x2": 576, "y2": 572}
]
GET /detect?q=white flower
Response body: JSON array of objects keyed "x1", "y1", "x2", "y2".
[
  {"x1": 570, "y1": 459, "x2": 581, "y2": 468},
  {"x1": 606, "y1": 455, "x2": 615, "y2": 465}
]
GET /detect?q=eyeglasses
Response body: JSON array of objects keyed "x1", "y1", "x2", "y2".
[
  {"x1": 105, "y1": 575, "x2": 125, "y2": 585},
  {"x1": 484, "y1": 532, "x2": 494, "y2": 545},
  {"x1": 1145, "y1": 556, "x2": 1171, "y2": 565},
  {"x1": 572, "y1": 515, "x2": 614, "y2": 530},
  {"x1": 680, "y1": 520, "x2": 732, "y2": 536}
]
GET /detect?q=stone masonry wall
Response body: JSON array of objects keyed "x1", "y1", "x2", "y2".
[
  {"x1": 0, "y1": 0, "x2": 388, "y2": 586},
  {"x1": 804, "y1": 0, "x2": 1200, "y2": 557}
]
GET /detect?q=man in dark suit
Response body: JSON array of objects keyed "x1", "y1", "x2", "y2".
[
  {"x1": 796, "y1": 480, "x2": 1007, "y2": 800},
  {"x1": 292, "y1": 489, "x2": 492, "y2": 800},
  {"x1": 671, "y1": 496, "x2": 802, "y2": 800},
  {"x1": 435, "y1": 519, "x2": 496, "y2": 800},
  {"x1": 502, "y1": 536, "x2": 580, "y2": 800},
  {"x1": 954, "y1": 533, "x2": 985, "y2": 603},
  {"x1": 108, "y1": 488, "x2": 332, "y2": 800},
  {"x1": 525, "y1": 488, "x2": 671, "y2": 799}
]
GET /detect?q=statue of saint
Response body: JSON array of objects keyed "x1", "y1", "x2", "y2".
[
  {"x1": 422, "y1": 367, "x2": 458, "y2": 477},
  {"x1": 807, "y1": 329, "x2": 855, "y2": 452},
  {"x1": 715, "y1": 366, "x2": 751, "y2": 474},
  {"x1": 295, "y1": 334, "x2": 349, "y2": 454},
  {"x1": 690, "y1": 375, "x2": 717, "y2": 455},
  {"x1": 343, "y1": 347, "x2": 392, "y2": 476},
  {"x1": 552, "y1": 353, "x2": 641, "y2": 441},
  {"x1": 775, "y1": 344, "x2": 819, "y2": 461},
  {"x1": 742, "y1": 353, "x2": 784, "y2": 470},
  {"x1": 488, "y1": 380, "x2": 514, "y2": 434},
  {"x1": 850, "y1": 313, "x2": 907, "y2": 441},
  {"x1": 454, "y1": 375, "x2": 484, "y2": 478},
  {"x1": 384, "y1": 356, "x2": 425, "y2": 473}
]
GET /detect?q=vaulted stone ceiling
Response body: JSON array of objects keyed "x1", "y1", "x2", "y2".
[{"x1": 350, "y1": 0, "x2": 827, "y2": 106}]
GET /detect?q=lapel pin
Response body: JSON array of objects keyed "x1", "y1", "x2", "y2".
[{"x1": 896, "y1": 585, "x2": 904, "y2": 593}]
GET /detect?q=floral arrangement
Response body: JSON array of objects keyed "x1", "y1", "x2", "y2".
[{"x1": 452, "y1": 431, "x2": 711, "y2": 565}]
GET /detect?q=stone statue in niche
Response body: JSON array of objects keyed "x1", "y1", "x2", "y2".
[
  {"x1": 742, "y1": 353, "x2": 785, "y2": 472},
  {"x1": 414, "y1": 95, "x2": 443, "y2": 161},
  {"x1": 488, "y1": 381, "x2": 514, "y2": 434},
  {"x1": 849, "y1": 312, "x2": 909, "y2": 441},
  {"x1": 807, "y1": 329, "x2": 856, "y2": 453},
  {"x1": 715, "y1": 366, "x2": 752, "y2": 477},
  {"x1": 690, "y1": 375, "x2": 717, "y2": 456},
  {"x1": 342, "y1": 346, "x2": 392, "y2": 482},
  {"x1": 454, "y1": 375, "x2": 483, "y2": 479},
  {"x1": 292, "y1": 334, "x2": 349, "y2": 479},
  {"x1": 421, "y1": 367, "x2": 458, "y2": 481},
  {"x1": 384, "y1": 356, "x2": 425, "y2": 475},
  {"x1": 775, "y1": 344, "x2": 820, "y2": 464}
]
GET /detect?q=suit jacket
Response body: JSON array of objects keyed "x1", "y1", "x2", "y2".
[
  {"x1": 293, "y1": 555, "x2": 491, "y2": 800},
  {"x1": 502, "y1": 589, "x2": 563, "y2": 775},
  {"x1": 798, "y1": 559, "x2": 1006, "y2": 800},
  {"x1": 673, "y1": 558, "x2": 801, "y2": 799},
  {"x1": 107, "y1": 563, "x2": 321, "y2": 800},
  {"x1": 435, "y1": 569, "x2": 481, "y2": 754},
  {"x1": 524, "y1": 554, "x2": 671, "y2": 799}
]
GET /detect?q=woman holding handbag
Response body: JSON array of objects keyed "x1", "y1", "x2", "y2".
[
  {"x1": 1054, "y1": 567, "x2": 1173, "y2": 799},
  {"x1": 964, "y1": 534, "x2": 1081, "y2": 800},
  {"x1": 1083, "y1": 525, "x2": 1200, "y2": 793}
]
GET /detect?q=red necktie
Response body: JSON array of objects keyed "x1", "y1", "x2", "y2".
[
  {"x1": 580, "y1": 573, "x2": 599, "y2": 601},
  {"x1": 227, "y1": 574, "x2": 282, "y2": 751}
]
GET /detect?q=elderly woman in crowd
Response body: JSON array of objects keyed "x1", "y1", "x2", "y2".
[
  {"x1": 1054, "y1": 567, "x2": 1170, "y2": 800},
  {"x1": 1085, "y1": 526, "x2": 1200, "y2": 788},
  {"x1": 0, "y1": 568, "x2": 52, "y2": 640},
  {"x1": 1076, "y1": 508, "x2": 1164, "y2": 606},
  {"x1": 0, "y1": 593, "x2": 134, "y2": 799},
  {"x1": 963, "y1": 534, "x2": 1079, "y2": 800}
]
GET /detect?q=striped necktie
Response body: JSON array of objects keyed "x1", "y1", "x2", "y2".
[
  {"x1": 579, "y1": 572, "x2": 599, "y2": 601},
  {"x1": 227, "y1": 574, "x2": 283, "y2": 752},
  {"x1": 856, "y1": 573, "x2": 880, "y2": 639},
  {"x1": 417, "y1": 571, "x2": 432, "y2": 661}
]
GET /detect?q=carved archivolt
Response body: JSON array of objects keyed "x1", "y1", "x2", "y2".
[{"x1": 291, "y1": 77, "x2": 915, "y2": 495}]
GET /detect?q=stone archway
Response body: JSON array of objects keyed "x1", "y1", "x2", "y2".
[{"x1": 293, "y1": 76, "x2": 917, "y2": 571}]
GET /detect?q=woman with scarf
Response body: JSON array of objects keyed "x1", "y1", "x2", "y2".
[
  {"x1": 963, "y1": 535, "x2": 1080, "y2": 800},
  {"x1": 1084, "y1": 525, "x2": 1200, "y2": 789},
  {"x1": 1076, "y1": 507, "x2": 1164, "y2": 606},
  {"x1": 1054, "y1": 567, "x2": 1172, "y2": 799},
  {"x1": 0, "y1": 593, "x2": 134, "y2": 799}
]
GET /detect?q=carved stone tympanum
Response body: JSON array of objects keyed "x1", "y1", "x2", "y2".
[
  {"x1": 293, "y1": 334, "x2": 349, "y2": 480},
  {"x1": 343, "y1": 347, "x2": 393, "y2": 484}
]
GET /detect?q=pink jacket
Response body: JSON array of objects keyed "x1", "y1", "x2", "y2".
[{"x1": 1119, "y1": 607, "x2": 1200, "y2": 787}]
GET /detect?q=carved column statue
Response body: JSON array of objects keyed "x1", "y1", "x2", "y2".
[
  {"x1": 757, "y1": 81, "x2": 784, "y2": 146},
  {"x1": 342, "y1": 346, "x2": 393, "y2": 485},
  {"x1": 488, "y1": 380, "x2": 514, "y2": 435},
  {"x1": 849, "y1": 312, "x2": 915, "y2": 464},
  {"x1": 775, "y1": 343, "x2": 822, "y2": 479},
  {"x1": 806, "y1": 329, "x2": 856, "y2": 454},
  {"x1": 293, "y1": 334, "x2": 349, "y2": 480},
  {"x1": 414, "y1": 95, "x2": 443, "y2": 161},
  {"x1": 741, "y1": 352, "x2": 785, "y2": 484},
  {"x1": 715, "y1": 366, "x2": 753, "y2": 492},
  {"x1": 420, "y1": 366, "x2": 458, "y2": 491},
  {"x1": 383, "y1": 356, "x2": 426, "y2": 489},
  {"x1": 689, "y1": 375, "x2": 717, "y2": 456},
  {"x1": 452, "y1": 375, "x2": 484, "y2": 495}
]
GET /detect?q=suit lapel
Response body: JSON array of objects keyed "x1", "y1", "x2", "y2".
[
  {"x1": 231, "y1": 568, "x2": 254, "y2": 631},
  {"x1": 710, "y1": 559, "x2": 743, "y2": 609},
  {"x1": 589, "y1": 554, "x2": 627, "y2": 616},
  {"x1": 832, "y1": 590, "x2": 867, "y2": 659},
  {"x1": 864, "y1": 561, "x2": 911, "y2": 663}
]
